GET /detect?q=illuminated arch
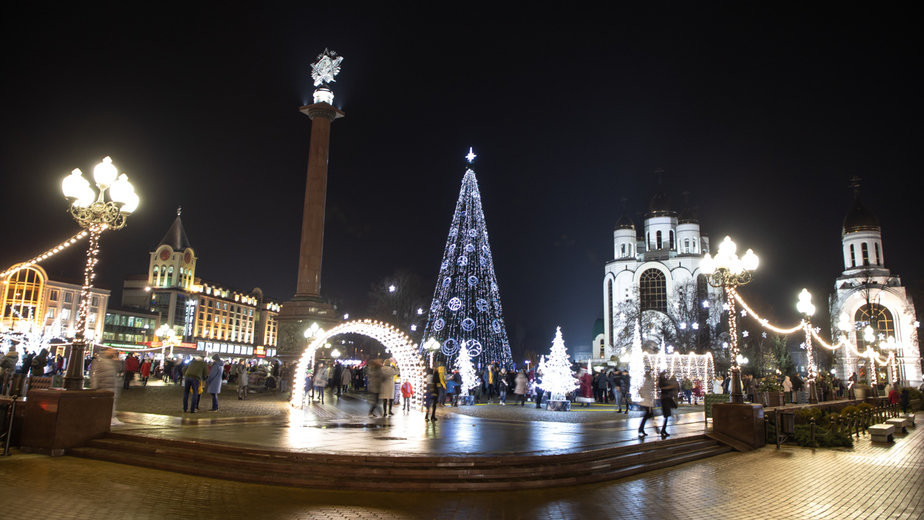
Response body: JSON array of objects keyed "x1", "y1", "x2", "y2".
[
  {"x1": 1, "y1": 263, "x2": 47, "y2": 330},
  {"x1": 290, "y1": 319, "x2": 426, "y2": 409}
]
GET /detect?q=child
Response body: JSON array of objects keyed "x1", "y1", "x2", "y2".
[{"x1": 400, "y1": 379, "x2": 414, "y2": 412}]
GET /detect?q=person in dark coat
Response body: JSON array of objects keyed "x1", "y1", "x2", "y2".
[
  {"x1": 30, "y1": 348, "x2": 48, "y2": 377},
  {"x1": 658, "y1": 371, "x2": 680, "y2": 438},
  {"x1": 899, "y1": 387, "x2": 911, "y2": 414}
]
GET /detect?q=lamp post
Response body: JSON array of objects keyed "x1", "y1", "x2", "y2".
[
  {"x1": 701, "y1": 236, "x2": 759, "y2": 404},
  {"x1": 61, "y1": 157, "x2": 139, "y2": 390},
  {"x1": 796, "y1": 288, "x2": 818, "y2": 403}
]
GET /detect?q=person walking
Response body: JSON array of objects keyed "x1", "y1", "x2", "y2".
[
  {"x1": 577, "y1": 368, "x2": 594, "y2": 407},
  {"x1": 514, "y1": 370, "x2": 529, "y2": 406},
  {"x1": 379, "y1": 359, "x2": 397, "y2": 416},
  {"x1": 782, "y1": 375, "x2": 793, "y2": 404},
  {"x1": 620, "y1": 371, "x2": 632, "y2": 413},
  {"x1": 400, "y1": 379, "x2": 414, "y2": 412},
  {"x1": 658, "y1": 371, "x2": 679, "y2": 437},
  {"x1": 206, "y1": 355, "x2": 224, "y2": 411},
  {"x1": 681, "y1": 377, "x2": 693, "y2": 405},
  {"x1": 90, "y1": 349, "x2": 122, "y2": 425},
  {"x1": 236, "y1": 361, "x2": 249, "y2": 400},
  {"x1": 123, "y1": 353, "x2": 140, "y2": 389},
  {"x1": 498, "y1": 368, "x2": 509, "y2": 405},
  {"x1": 339, "y1": 364, "x2": 351, "y2": 395},
  {"x1": 31, "y1": 348, "x2": 48, "y2": 377},
  {"x1": 313, "y1": 362, "x2": 329, "y2": 404},
  {"x1": 637, "y1": 369, "x2": 657, "y2": 437},
  {"x1": 424, "y1": 368, "x2": 438, "y2": 422},
  {"x1": 612, "y1": 370, "x2": 624, "y2": 413},
  {"x1": 1, "y1": 346, "x2": 18, "y2": 395},
  {"x1": 182, "y1": 356, "x2": 209, "y2": 413},
  {"x1": 139, "y1": 357, "x2": 152, "y2": 386}
]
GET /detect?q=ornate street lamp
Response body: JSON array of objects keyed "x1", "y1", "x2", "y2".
[
  {"x1": 701, "y1": 236, "x2": 759, "y2": 404},
  {"x1": 796, "y1": 288, "x2": 818, "y2": 403},
  {"x1": 61, "y1": 157, "x2": 138, "y2": 390}
]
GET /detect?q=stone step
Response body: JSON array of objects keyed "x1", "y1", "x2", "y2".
[
  {"x1": 78, "y1": 435, "x2": 721, "y2": 482},
  {"x1": 69, "y1": 443, "x2": 730, "y2": 491},
  {"x1": 69, "y1": 433, "x2": 732, "y2": 490}
]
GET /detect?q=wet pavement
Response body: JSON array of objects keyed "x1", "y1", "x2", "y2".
[
  {"x1": 2, "y1": 412, "x2": 921, "y2": 519},
  {"x1": 112, "y1": 385, "x2": 709, "y2": 456}
]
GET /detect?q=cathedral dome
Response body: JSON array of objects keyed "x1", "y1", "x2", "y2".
[
  {"x1": 615, "y1": 213, "x2": 635, "y2": 230},
  {"x1": 842, "y1": 197, "x2": 880, "y2": 234},
  {"x1": 647, "y1": 190, "x2": 675, "y2": 217}
]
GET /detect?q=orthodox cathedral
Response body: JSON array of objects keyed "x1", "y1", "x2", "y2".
[
  {"x1": 599, "y1": 181, "x2": 723, "y2": 361},
  {"x1": 829, "y1": 185, "x2": 922, "y2": 388}
]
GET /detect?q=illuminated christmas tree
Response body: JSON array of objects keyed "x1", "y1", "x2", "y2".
[
  {"x1": 542, "y1": 326, "x2": 578, "y2": 401},
  {"x1": 629, "y1": 320, "x2": 644, "y2": 401},
  {"x1": 455, "y1": 340, "x2": 478, "y2": 396},
  {"x1": 419, "y1": 148, "x2": 513, "y2": 369}
]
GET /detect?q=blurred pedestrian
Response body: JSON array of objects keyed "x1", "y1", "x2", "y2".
[
  {"x1": 313, "y1": 362, "x2": 329, "y2": 404},
  {"x1": 123, "y1": 353, "x2": 140, "y2": 389},
  {"x1": 424, "y1": 368, "x2": 438, "y2": 422},
  {"x1": 90, "y1": 349, "x2": 121, "y2": 425},
  {"x1": 658, "y1": 371, "x2": 679, "y2": 438},
  {"x1": 236, "y1": 361, "x2": 249, "y2": 400},
  {"x1": 400, "y1": 378, "x2": 413, "y2": 412},
  {"x1": 206, "y1": 354, "x2": 224, "y2": 411},
  {"x1": 140, "y1": 357, "x2": 152, "y2": 386},
  {"x1": 637, "y1": 369, "x2": 656, "y2": 437},
  {"x1": 182, "y1": 356, "x2": 208, "y2": 413},
  {"x1": 514, "y1": 370, "x2": 528, "y2": 406}
]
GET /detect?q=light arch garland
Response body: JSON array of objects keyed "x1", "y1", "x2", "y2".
[
  {"x1": 0, "y1": 230, "x2": 89, "y2": 279},
  {"x1": 732, "y1": 292, "x2": 897, "y2": 385},
  {"x1": 643, "y1": 351, "x2": 715, "y2": 384},
  {"x1": 290, "y1": 319, "x2": 426, "y2": 409}
]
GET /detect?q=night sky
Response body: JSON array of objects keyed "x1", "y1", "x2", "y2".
[{"x1": 1, "y1": 5, "x2": 921, "y2": 357}]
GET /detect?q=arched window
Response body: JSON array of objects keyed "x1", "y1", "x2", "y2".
[
  {"x1": 647, "y1": 233, "x2": 651, "y2": 250},
  {"x1": 152, "y1": 265, "x2": 160, "y2": 286},
  {"x1": 620, "y1": 244, "x2": 626, "y2": 257},
  {"x1": 639, "y1": 269, "x2": 667, "y2": 313},
  {"x1": 656, "y1": 231, "x2": 663, "y2": 250},
  {"x1": 855, "y1": 304, "x2": 894, "y2": 350},
  {"x1": 861, "y1": 243, "x2": 869, "y2": 266},
  {"x1": 874, "y1": 243, "x2": 881, "y2": 265},
  {"x1": 166, "y1": 266, "x2": 174, "y2": 287},
  {"x1": 692, "y1": 238, "x2": 697, "y2": 252},
  {"x1": 669, "y1": 230, "x2": 675, "y2": 250},
  {"x1": 849, "y1": 244, "x2": 856, "y2": 268},
  {"x1": 684, "y1": 238, "x2": 690, "y2": 253}
]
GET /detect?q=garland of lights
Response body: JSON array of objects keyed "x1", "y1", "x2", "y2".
[
  {"x1": 734, "y1": 291, "x2": 898, "y2": 385},
  {"x1": 643, "y1": 351, "x2": 715, "y2": 383},
  {"x1": 290, "y1": 319, "x2": 426, "y2": 409},
  {"x1": 455, "y1": 340, "x2": 477, "y2": 395},
  {"x1": 0, "y1": 231, "x2": 89, "y2": 279}
]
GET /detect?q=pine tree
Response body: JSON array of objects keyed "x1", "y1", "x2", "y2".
[
  {"x1": 419, "y1": 148, "x2": 513, "y2": 369},
  {"x1": 629, "y1": 319, "x2": 645, "y2": 401},
  {"x1": 455, "y1": 340, "x2": 477, "y2": 396},
  {"x1": 542, "y1": 326, "x2": 578, "y2": 401}
]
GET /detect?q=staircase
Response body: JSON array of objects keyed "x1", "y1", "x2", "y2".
[{"x1": 69, "y1": 432, "x2": 731, "y2": 491}]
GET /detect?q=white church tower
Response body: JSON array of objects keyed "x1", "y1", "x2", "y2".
[{"x1": 829, "y1": 180, "x2": 921, "y2": 388}]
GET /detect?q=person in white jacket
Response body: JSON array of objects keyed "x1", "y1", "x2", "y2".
[{"x1": 636, "y1": 369, "x2": 657, "y2": 437}]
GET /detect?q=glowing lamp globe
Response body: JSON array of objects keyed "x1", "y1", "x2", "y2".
[
  {"x1": 700, "y1": 253, "x2": 715, "y2": 274},
  {"x1": 796, "y1": 289, "x2": 816, "y2": 316},
  {"x1": 742, "y1": 249, "x2": 759, "y2": 271},
  {"x1": 109, "y1": 173, "x2": 134, "y2": 204},
  {"x1": 119, "y1": 191, "x2": 140, "y2": 214},
  {"x1": 92, "y1": 156, "x2": 118, "y2": 188}
]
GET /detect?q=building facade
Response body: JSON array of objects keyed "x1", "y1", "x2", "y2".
[
  {"x1": 121, "y1": 210, "x2": 281, "y2": 359},
  {"x1": 829, "y1": 190, "x2": 922, "y2": 387},
  {"x1": 1, "y1": 263, "x2": 109, "y2": 342},
  {"x1": 602, "y1": 187, "x2": 723, "y2": 361}
]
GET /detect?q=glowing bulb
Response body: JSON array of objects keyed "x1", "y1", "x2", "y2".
[
  {"x1": 92, "y1": 156, "x2": 118, "y2": 188},
  {"x1": 700, "y1": 253, "x2": 715, "y2": 274},
  {"x1": 742, "y1": 249, "x2": 759, "y2": 271},
  {"x1": 796, "y1": 288, "x2": 815, "y2": 316}
]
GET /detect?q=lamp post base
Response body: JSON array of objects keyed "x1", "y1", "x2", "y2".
[{"x1": 63, "y1": 341, "x2": 87, "y2": 391}]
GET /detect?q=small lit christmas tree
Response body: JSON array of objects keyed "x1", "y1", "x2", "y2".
[
  {"x1": 542, "y1": 326, "x2": 578, "y2": 401},
  {"x1": 629, "y1": 320, "x2": 644, "y2": 401},
  {"x1": 455, "y1": 340, "x2": 477, "y2": 397}
]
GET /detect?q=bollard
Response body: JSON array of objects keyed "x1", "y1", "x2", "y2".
[
  {"x1": 775, "y1": 412, "x2": 782, "y2": 449},
  {"x1": 810, "y1": 417, "x2": 817, "y2": 447}
]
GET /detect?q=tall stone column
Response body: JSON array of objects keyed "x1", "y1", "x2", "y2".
[{"x1": 295, "y1": 103, "x2": 344, "y2": 298}]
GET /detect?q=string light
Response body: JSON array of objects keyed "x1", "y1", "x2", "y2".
[
  {"x1": 733, "y1": 292, "x2": 802, "y2": 334},
  {"x1": 290, "y1": 319, "x2": 426, "y2": 410},
  {"x1": 0, "y1": 230, "x2": 89, "y2": 279}
]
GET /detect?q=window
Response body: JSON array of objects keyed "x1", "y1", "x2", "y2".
[
  {"x1": 861, "y1": 243, "x2": 869, "y2": 266},
  {"x1": 46, "y1": 308, "x2": 55, "y2": 320},
  {"x1": 620, "y1": 244, "x2": 626, "y2": 256},
  {"x1": 692, "y1": 239, "x2": 697, "y2": 252},
  {"x1": 50, "y1": 290, "x2": 59, "y2": 301},
  {"x1": 656, "y1": 231, "x2": 663, "y2": 250},
  {"x1": 849, "y1": 244, "x2": 856, "y2": 268},
  {"x1": 669, "y1": 230, "x2": 675, "y2": 250},
  {"x1": 639, "y1": 269, "x2": 667, "y2": 313},
  {"x1": 91, "y1": 296, "x2": 99, "y2": 307},
  {"x1": 684, "y1": 239, "x2": 690, "y2": 253},
  {"x1": 874, "y1": 243, "x2": 881, "y2": 265},
  {"x1": 61, "y1": 308, "x2": 71, "y2": 320},
  {"x1": 64, "y1": 292, "x2": 73, "y2": 303},
  {"x1": 166, "y1": 266, "x2": 174, "y2": 287},
  {"x1": 855, "y1": 304, "x2": 894, "y2": 350}
]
